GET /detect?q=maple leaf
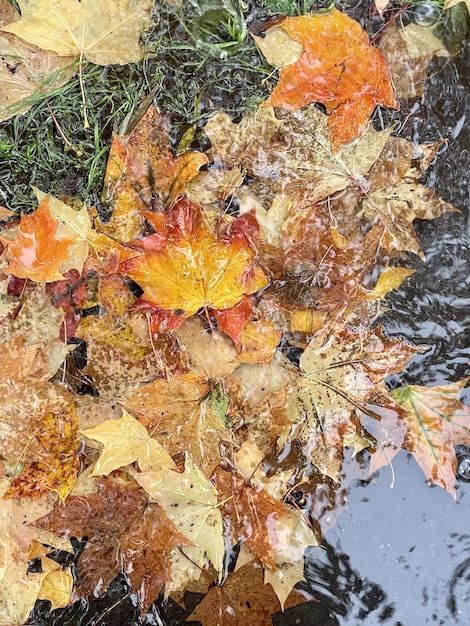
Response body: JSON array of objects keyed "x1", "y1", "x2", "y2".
[
  {"x1": 120, "y1": 196, "x2": 268, "y2": 318},
  {"x1": 123, "y1": 372, "x2": 231, "y2": 476},
  {"x1": 0, "y1": 197, "x2": 76, "y2": 282},
  {"x1": 136, "y1": 457, "x2": 225, "y2": 578},
  {"x1": 263, "y1": 9, "x2": 398, "y2": 151},
  {"x1": 75, "y1": 274, "x2": 164, "y2": 402},
  {"x1": 330, "y1": 136, "x2": 458, "y2": 257},
  {"x1": 173, "y1": 316, "x2": 240, "y2": 381},
  {"x1": 0, "y1": 333, "x2": 73, "y2": 463},
  {"x1": 187, "y1": 561, "x2": 303, "y2": 626},
  {"x1": 211, "y1": 465, "x2": 295, "y2": 570},
  {"x1": 1, "y1": 0, "x2": 153, "y2": 65},
  {"x1": 391, "y1": 379, "x2": 470, "y2": 497},
  {"x1": 237, "y1": 319, "x2": 282, "y2": 364},
  {"x1": 0, "y1": 0, "x2": 74, "y2": 121},
  {"x1": 290, "y1": 326, "x2": 414, "y2": 480},
  {"x1": 81, "y1": 409, "x2": 177, "y2": 475},
  {"x1": 264, "y1": 509, "x2": 316, "y2": 609},
  {"x1": 33, "y1": 187, "x2": 92, "y2": 275},
  {"x1": 204, "y1": 105, "x2": 392, "y2": 206},
  {"x1": 120, "y1": 501, "x2": 191, "y2": 612},
  {"x1": 99, "y1": 105, "x2": 209, "y2": 242},
  {"x1": 33, "y1": 475, "x2": 184, "y2": 606},
  {"x1": 0, "y1": 483, "x2": 63, "y2": 625}
]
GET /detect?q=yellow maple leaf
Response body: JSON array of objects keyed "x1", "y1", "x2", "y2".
[
  {"x1": 120, "y1": 197, "x2": 268, "y2": 317},
  {"x1": 81, "y1": 410, "x2": 177, "y2": 475},
  {"x1": 1, "y1": 0, "x2": 153, "y2": 65}
]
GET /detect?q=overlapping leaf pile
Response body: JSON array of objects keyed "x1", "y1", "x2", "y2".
[{"x1": 0, "y1": 5, "x2": 469, "y2": 626}]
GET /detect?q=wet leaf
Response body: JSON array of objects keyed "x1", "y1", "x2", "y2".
[
  {"x1": 99, "y1": 106, "x2": 208, "y2": 242},
  {"x1": 2, "y1": 0, "x2": 153, "y2": 65},
  {"x1": 120, "y1": 197, "x2": 268, "y2": 317},
  {"x1": 0, "y1": 198, "x2": 75, "y2": 282},
  {"x1": 33, "y1": 475, "x2": 148, "y2": 599},
  {"x1": 391, "y1": 379, "x2": 470, "y2": 497},
  {"x1": 136, "y1": 456, "x2": 225, "y2": 578},
  {"x1": 187, "y1": 561, "x2": 303, "y2": 626},
  {"x1": 205, "y1": 105, "x2": 392, "y2": 206},
  {"x1": 80, "y1": 409, "x2": 177, "y2": 475},
  {"x1": 263, "y1": 10, "x2": 398, "y2": 151},
  {"x1": 5, "y1": 405, "x2": 80, "y2": 501},
  {"x1": 124, "y1": 372, "x2": 231, "y2": 476},
  {"x1": 0, "y1": 0, "x2": 74, "y2": 121}
]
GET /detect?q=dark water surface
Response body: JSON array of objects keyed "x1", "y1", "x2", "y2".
[{"x1": 27, "y1": 13, "x2": 470, "y2": 626}]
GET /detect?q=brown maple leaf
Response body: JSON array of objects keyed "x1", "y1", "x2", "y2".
[
  {"x1": 187, "y1": 561, "x2": 304, "y2": 626},
  {"x1": 124, "y1": 372, "x2": 231, "y2": 476},
  {"x1": 33, "y1": 475, "x2": 188, "y2": 611}
]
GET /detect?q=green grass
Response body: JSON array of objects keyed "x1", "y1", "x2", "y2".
[{"x1": 0, "y1": 0, "x2": 273, "y2": 213}]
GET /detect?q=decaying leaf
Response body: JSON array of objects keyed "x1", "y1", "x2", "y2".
[
  {"x1": 99, "y1": 105, "x2": 208, "y2": 242},
  {"x1": 0, "y1": 0, "x2": 74, "y2": 121},
  {"x1": 5, "y1": 405, "x2": 80, "y2": 500},
  {"x1": 187, "y1": 561, "x2": 304, "y2": 626},
  {"x1": 391, "y1": 379, "x2": 470, "y2": 497},
  {"x1": 124, "y1": 372, "x2": 231, "y2": 475}
]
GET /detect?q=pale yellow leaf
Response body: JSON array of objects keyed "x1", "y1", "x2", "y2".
[
  {"x1": 253, "y1": 24, "x2": 303, "y2": 68},
  {"x1": 81, "y1": 410, "x2": 177, "y2": 475},
  {"x1": 2, "y1": 0, "x2": 153, "y2": 65},
  {"x1": 135, "y1": 457, "x2": 225, "y2": 577}
]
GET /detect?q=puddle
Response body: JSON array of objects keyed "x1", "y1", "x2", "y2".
[{"x1": 24, "y1": 2, "x2": 470, "y2": 625}]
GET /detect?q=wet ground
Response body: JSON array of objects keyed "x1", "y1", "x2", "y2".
[{"x1": 26, "y1": 7, "x2": 469, "y2": 626}]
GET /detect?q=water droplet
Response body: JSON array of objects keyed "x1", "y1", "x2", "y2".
[
  {"x1": 456, "y1": 452, "x2": 470, "y2": 482},
  {"x1": 411, "y1": 2, "x2": 442, "y2": 27}
]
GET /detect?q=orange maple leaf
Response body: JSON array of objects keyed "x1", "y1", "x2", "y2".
[
  {"x1": 120, "y1": 197, "x2": 268, "y2": 317},
  {"x1": 265, "y1": 9, "x2": 398, "y2": 151},
  {"x1": 0, "y1": 198, "x2": 75, "y2": 282}
]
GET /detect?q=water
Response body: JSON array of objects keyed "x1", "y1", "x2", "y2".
[{"x1": 27, "y1": 6, "x2": 470, "y2": 626}]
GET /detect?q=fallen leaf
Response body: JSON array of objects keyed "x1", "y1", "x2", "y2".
[
  {"x1": 370, "y1": 266, "x2": 415, "y2": 299},
  {"x1": 4, "y1": 405, "x2": 80, "y2": 500},
  {"x1": 211, "y1": 466, "x2": 294, "y2": 570},
  {"x1": 80, "y1": 409, "x2": 177, "y2": 475},
  {"x1": 0, "y1": 198, "x2": 75, "y2": 282},
  {"x1": 205, "y1": 105, "x2": 392, "y2": 207},
  {"x1": 33, "y1": 475, "x2": 148, "y2": 599},
  {"x1": 264, "y1": 509, "x2": 317, "y2": 609},
  {"x1": 264, "y1": 10, "x2": 398, "y2": 151},
  {"x1": 391, "y1": 379, "x2": 470, "y2": 497},
  {"x1": 0, "y1": 0, "x2": 74, "y2": 121},
  {"x1": 120, "y1": 196, "x2": 268, "y2": 317},
  {"x1": 136, "y1": 457, "x2": 225, "y2": 578},
  {"x1": 187, "y1": 561, "x2": 303, "y2": 626},
  {"x1": 124, "y1": 372, "x2": 230, "y2": 476},
  {"x1": 100, "y1": 106, "x2": 208, "y2": 242},
  {"x1": 2, "y1": 0, "x2": 153, "y2": 65},
  {"x1": 237, "y1": 319, "x2": 282, "y2": 364},
  {"x1": 75, "y1": 274, "x2": 164, "y2": 402}
]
